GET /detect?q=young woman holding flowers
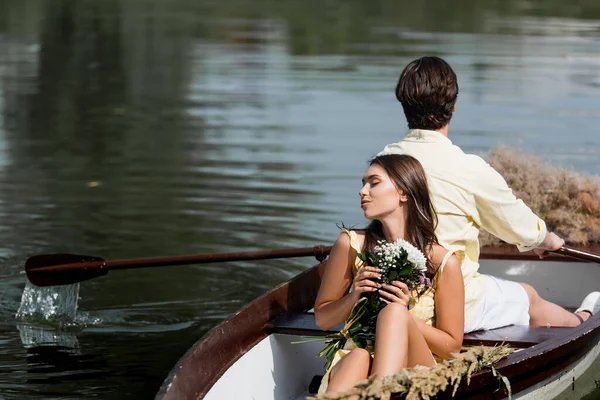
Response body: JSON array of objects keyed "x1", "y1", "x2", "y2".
[{"x1": 314, "y1": 154, "x2": 464, "y2": 394}]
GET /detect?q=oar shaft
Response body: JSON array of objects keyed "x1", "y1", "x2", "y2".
[
  {"x1": 106, "y1": 246, "x2": 333, "y2": 270},
  {"x1": 30, "y1": 245, "x2": 333, "y2": 274},
  {"x1": 554, "y1": 246, "x2": 600, "y2": 264}
]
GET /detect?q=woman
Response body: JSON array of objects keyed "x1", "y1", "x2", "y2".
[{"x1": 314, "y1": 154, "x2": 464, "y2": 394}]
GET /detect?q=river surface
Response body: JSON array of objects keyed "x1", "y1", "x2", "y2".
[{"x1": 0, "y1": 0, "x2": 599, "y2": 399}]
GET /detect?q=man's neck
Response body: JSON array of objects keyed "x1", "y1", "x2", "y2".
[
  {"x1": 412, "y1": 125, "x2": 449, "y2": 136},
  {"x1": 436, "y1": 124, "x2": 449, "y2": 137}
]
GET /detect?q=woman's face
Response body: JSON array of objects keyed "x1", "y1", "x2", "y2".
[{"x1": 359, "y1": 164, "x2": 405, "y2": 220}]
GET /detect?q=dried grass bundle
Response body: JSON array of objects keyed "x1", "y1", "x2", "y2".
[
  {"x1": 311, "y1": 345, "x2": 512, "y2": 400},
  {"x1": 480, "y1": 147, "x2": 600, "y2": 246}
]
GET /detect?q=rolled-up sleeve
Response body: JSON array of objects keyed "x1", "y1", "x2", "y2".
[{"x1": 471, "y1": 157, "x2": 547, "y2": 252}]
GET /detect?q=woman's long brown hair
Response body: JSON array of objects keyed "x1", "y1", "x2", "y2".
[{"x1": 363, "y1": 154, "x2": 439, "y2": 277}]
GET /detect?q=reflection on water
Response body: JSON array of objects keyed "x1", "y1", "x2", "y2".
[
  {"x1": 16, "y1": 323, "x2": 79, "y2": 349},
  {"x1": 0, "y1": 0, "x2": 599, "y2": 398}
]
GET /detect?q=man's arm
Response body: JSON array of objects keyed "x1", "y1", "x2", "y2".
[{"x1": 469, "y1": 156, "x2": 564, "y2": 257}]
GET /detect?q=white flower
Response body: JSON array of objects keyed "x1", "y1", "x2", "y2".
[{"x1": 387, "y1": 238, "x2": 427, "y2": 272}]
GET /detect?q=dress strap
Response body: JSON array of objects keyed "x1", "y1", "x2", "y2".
[
  {"x1": 439, "y1": 250, "x2": 454, "y2": 273},
  {"x1": 431, "y1": 250, "x2": 454, "y2": 288},
  {"x1": 340, "y1": 229, "x2": 366, "y2": 271},
  {"x1": 340, "y1": 229, "x2": 362, "y2": 253}
]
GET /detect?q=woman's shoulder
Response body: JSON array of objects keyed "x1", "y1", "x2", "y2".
[
  {"x1": 337, "y1": 229, "x2": 366, "y2": 252},
  {"x1": 429, "y1": 244, "x2": 460, "y2": 273}
]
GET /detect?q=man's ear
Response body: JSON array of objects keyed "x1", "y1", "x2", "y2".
[{"x1": 452, "y1": 103, "x2": 456, "y2": 113}]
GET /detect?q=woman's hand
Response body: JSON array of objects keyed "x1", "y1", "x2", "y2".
[
  {"x1": 351, "y1": 266, "x2": 382, "y2": 301},
  {"x1": 379, "y1": 280, "x2": 411, "y2": 307}
]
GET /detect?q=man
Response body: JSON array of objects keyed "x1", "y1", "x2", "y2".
[{"x1": 379, "y1": 56, "x2": 599, "y2": 332}]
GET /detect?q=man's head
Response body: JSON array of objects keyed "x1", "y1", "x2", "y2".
[{"x1": 395, "y1": 56, "x2": 459, "y2": 131}]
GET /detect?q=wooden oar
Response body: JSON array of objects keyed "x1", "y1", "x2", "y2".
[
  {"x1": 25, "y1": 245, "x2": 333, "y2": 287},
  {"x1": 555, "y1": 245, "x2": 600, "y2": 264},
  {"x1": 23, "y1": 244, "x2": 600, "y2": 288}
]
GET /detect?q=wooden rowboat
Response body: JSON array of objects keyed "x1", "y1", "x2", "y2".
[{"x1": 155, "y1": 246, "x2": 600, "y2": 400}]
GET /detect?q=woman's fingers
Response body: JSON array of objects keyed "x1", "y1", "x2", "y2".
[
  {"x1": 362, "y1": 266, "x2": 381, "y2": 273},
  {"x1": 381, "y1": 283, "x2": 404, "y2": 297},
  {"x1": 378, "y1": 288, "x2": 398, "y2": 300},
  {"x1": 359, "y1": 278, "x2": 380, "y2": 288},
  {"x1": 354, "y1": 276, "x2": 380, "y2": 293},
  {"x1": 352, "y1": 267, "x2": 381, "y2": 294},
  {"x1": 356, "y1": 280, "x2": 379, "y2": 291},
  {"x1": 357, "y1": 286, "x2": 378, "y2": 293},
  {"x1": 378, "y1": 288, "x2": 406, "y2": 305},
  {"x1": 390, "y1": 281, "x2": 409, "y2": 293},
  {"x1": 357, "y1": 268, "x2": 381, "y2": 280},
  {"x1": 379, "y1": 281, "x2": 410, "y2": 305},
  {"x1": 353, "y1": 270, "x2": 413, "y2": 304}
]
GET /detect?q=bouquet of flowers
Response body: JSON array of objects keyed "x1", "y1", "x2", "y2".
[{"x1": 318, "y1": 238, "x2": 430, "y2": 370}]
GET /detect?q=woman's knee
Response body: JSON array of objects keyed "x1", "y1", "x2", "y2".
[
  {"x1": 330, "y1": 348, "x2": 370, "y2": 380},
  {"x1": 348, "y1": 347, "x2": 371, "y2": 362},
  {"x1": 346, "y1": 348, "x2": 371, "y2": 374}
]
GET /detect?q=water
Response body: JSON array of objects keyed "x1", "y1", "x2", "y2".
[
  {"x1": 16, "y1": 282, "x2": 80, "y2": 323},
  {"x1": 0, "y1": 0, "x2": 599, "y2": 398}
]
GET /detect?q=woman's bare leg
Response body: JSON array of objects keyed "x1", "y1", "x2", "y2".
[
  {"x1": 519, "y1": 283, "x2": 585, "y2": 327},
  {"x1": 326, "y1": 348, "x2": 371, "y2": 393},
  {"x1": 370, "y1": 303, "x2": 434, "y2": 378}
]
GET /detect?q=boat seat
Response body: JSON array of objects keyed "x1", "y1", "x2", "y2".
[{"x1": 266, "y1": 312, "x2": 571, "y2": 349}]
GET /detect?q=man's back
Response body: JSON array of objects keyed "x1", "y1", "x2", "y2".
[{"x1": 384, "y1": 56, "x2": 585, "y2": 333}]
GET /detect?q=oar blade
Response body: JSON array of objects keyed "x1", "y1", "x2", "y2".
[{"x1": 26, "y1": 253, "x2": 107, "y2": 287}]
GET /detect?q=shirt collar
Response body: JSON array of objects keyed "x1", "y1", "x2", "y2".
[{"x1": 403, "y1": 129, "x2": 453, "y2": 145}]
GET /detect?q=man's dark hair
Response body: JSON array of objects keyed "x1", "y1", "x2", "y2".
[{"x1": 395, "y1": 56, "x2": 459, "y2": 130}]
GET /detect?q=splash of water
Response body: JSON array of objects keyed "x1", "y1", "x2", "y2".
[
  {"x1": 15, "y1": 280, "x2": 80, "y2": 323},
  {"x1": 14, "y1": 281, "x2": 99, "y2": 348}
]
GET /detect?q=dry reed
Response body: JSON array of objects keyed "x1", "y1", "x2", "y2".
[
  {"x1": 479, "y1": 147, "x2": 600, "y2": 246},
  {"x1": 311, "y1": 345, "x2": 512, "y2": 400}
]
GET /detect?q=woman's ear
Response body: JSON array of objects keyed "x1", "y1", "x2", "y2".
[{"x1": 399, "y1": 191, "x2": 408, "y2": 203}]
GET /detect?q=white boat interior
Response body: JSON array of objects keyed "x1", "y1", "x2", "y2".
[{"x1": 204, "y1": 334, "x2": 322, "y2": 400}]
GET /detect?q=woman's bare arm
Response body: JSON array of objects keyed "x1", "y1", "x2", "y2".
[
  {"x1": 314, "y1": 233, "x2": 357, "y2": 330},
  {"x1": 413, "y1": 254, "x2": 464, "y2": 359},
  {"x1": 314, "y1": 232, "x2": 381, "y2": 330}
]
